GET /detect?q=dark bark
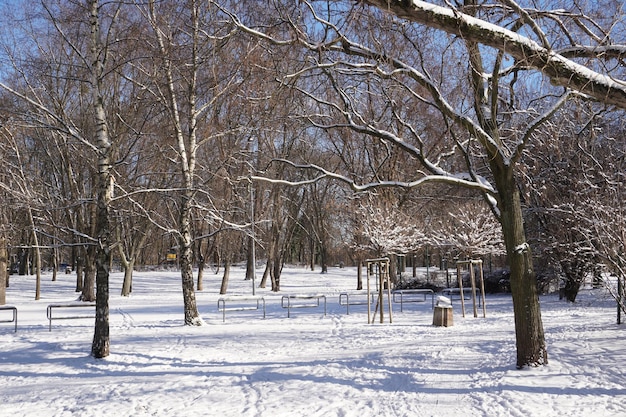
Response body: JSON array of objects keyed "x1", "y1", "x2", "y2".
[
  {"x1": 0, "y1": 237, "x2": 6, "y2": 305},
  {"x1": 245, "y1": 236, "x2": 254, "y2": 281},
  {"x1": 75, "y1": 254, "x2": 84, "y2": 292},
  {"x1": 81, "y1": 245, "x2": 96, "y2": 302},
  {"x1": 197, "y1": 250, "x2": 205, "y2": 291},
  {"x1": 494, "y1": 170, "x2": 547, "y2": 368},
  {"x1": 560, "y1": 259, "x2": 588, "y2": 303},
  {"x1": 18, "y1": 248, "x2": 28, "y2": 276},
  {"x1": 320, "y1": 244, "x2": 328, "y2": 274},
  {"x1": 51, "y1": 248, "x2": 58, "y2": 282},
  {"x1": 92, "y1": 194, "x2": 111, "y2": 358},
  {"x1": 271, "y1": 256, "x2": 282, "y2": 292},
  {"x1": 220, "y1": 258, "x2": 231, "y2": 295}
]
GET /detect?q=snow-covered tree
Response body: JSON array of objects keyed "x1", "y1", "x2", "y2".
[
  {"x1": 353, "y1": 196, "x2": 427, "y2": 256},
  {"x1": 433, "y1": 203, "x2": 505, "y2": 259}
]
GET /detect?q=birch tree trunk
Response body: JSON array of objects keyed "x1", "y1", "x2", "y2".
[
  {"x1": 146, "y1": 0, "x2": 201, "y2": 325},
  {"x1": 89, "y1": 0, "x2": 112, "y2": 359},
  {"x1": 0, "y1": 237, "x2": 6, "y2": 305}
]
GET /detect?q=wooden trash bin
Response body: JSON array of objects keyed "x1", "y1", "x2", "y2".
[{"x1": 433, "y1": 306, "x2": 453, "y2": 327}]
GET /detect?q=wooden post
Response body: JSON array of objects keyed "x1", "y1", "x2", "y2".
[
  {"x1": 479, "y1": 261, "x2": 487, "y2": 318},
  {"x1": 470, "y1": 263, "x2": 478, "y2": 318},
  {"x1": 366, "y1": 258, "x2": 392, "y2": 324},
  {"x1": 378, "y1": 264, "x2": 384, "y2": 323},
  {"x1": 457, "y1": 262, "x2": 466, "y2": 317},
  {"x1": 456, "y1": 259, "x2": 487, "y2": 318}
]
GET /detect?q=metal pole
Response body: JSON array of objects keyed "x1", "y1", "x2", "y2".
[
  {"x1": 426, "y1": 246, "x2": 430, "y2": 284},
  {"x1": 250, "y1": 181, "x2": 256, "y2": 296},
  {"x1": 618, "y1": 277, "x2": 622, "y2": 325}
]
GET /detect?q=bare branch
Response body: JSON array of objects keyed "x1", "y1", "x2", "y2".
[
  {"x1": 252, "y1": 159, "x2": 497, "y2": 196},
  {"x1": 360, "y1": 0, "x2": 626, "y2": 109}
]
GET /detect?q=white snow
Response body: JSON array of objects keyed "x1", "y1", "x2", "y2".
[{"x1": 1, "y1": 266, "x2": 625, "y2": 416}]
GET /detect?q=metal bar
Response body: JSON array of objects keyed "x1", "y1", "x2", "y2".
[
  {"x1": 0, "y1": 306, "x2": 17, "y2": 332},
  {"x1": 47, "y1": 303, "x2": 96, "y2": 332}
]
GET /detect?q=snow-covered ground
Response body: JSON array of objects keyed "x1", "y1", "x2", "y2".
[{"x1": 1, "y1": 265, "x2": 624, "y2": 417}]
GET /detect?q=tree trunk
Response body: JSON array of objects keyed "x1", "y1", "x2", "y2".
[
  {"x1": 496, "y1": 172, "x2": 547, "y2": 368},
  {"x1": 75, "y1": 254, "x2": 84, "y2": 292},
  {"x1": 18, "y1": 248, "x2": 28, "y2": 276},
  {"x1": 92, "y1": 190, "x2": 111, "y2": 358},
  {"x1": 560, "y1": 259, "x2": 587, "y2": 303},
  {"x1": 0, "y1": 237, "x2": 6, "y2": 305},
  {"x1": 28, "y1": 207, "x2": 42, "y2": 300},
  {"x1": 260, "y1": 260, "x2": 270, "y2": 288},
  {"x1": 89, "y1": 0, "x2": 112, "y2": 359},
  {"x1": 51, "y1": 247, "x2": 58, "y2": 282},
  {"x1": 245, "y1": 235, "x2": 255, "y2": 281},
  {"x1": 357, "y1": 260, "x2": 363, "y2": 290},
  {"x1": 147, "y1": 0, "x2": 201, "y2": 326},
  {"x1": 388, "y1": 253, "x2": 398, "y2": 287},
  {"x1": 220, "y1": 258, "x2": 231, "y2": 295},
  {"x1": 197, "y1": 254, "x2": 205, "y2": 291},
  {"x1": 180, "y1": 196, "x2": 201, "y2": 325},
  {"x1": 81, "y1": 246, "x2": 96, "y2": 302},
  {"x1": 120, "y1": 260, "x2": 134, "y2": 297},
  {"x1": 309, "y1": 238, "x2": 316, "y2": 271},
  {"x1": 271, "y1": 252, "x2": 283, "y2": 292},
  {"x1": 320, "y1": 243, "x2": 328, "y2": 274}
]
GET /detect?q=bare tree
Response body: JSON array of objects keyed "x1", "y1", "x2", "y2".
[
  {"x1": 134, "y1": 0, "x2": 255, "y2": 323},
  {"x1": 228, "y1": 0, "x2": 626, "y2": 368},
  {"x1": 0, "y1": 0, "x2": 148, "y2": 358}
]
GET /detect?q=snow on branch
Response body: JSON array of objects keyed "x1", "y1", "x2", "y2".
[
  {"x1": 360, "y1": 0, "x2": 626, "y2": 109},
  {"x1": 251, "y1": 159, "x2": 497, "y2": 196},
  {"x1": 352, "y1": 198, "x2": 428, "y2": 255},
  {"x1": 431, "y1": 203, "x2": 505, "y2": 257}
]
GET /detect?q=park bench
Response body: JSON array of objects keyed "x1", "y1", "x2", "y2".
[
  {"x1": 0, "y1": 305, "x2": 17, "y2": 332},
  {"x1": 46, "y1": 302, "x2": 96, "y2": 331},
  {"x1": 217, "y1": 295, "x2": 266, "y2": 322},
  {"x1": 281, "y1": 294, "x2": 327, "y2": 318},
  {"x1": 338, "y1": 292, "x2": 377, "y2": 315},
  {"x1": 391, "y1": 289, "x2": 435, "y2": 312}
]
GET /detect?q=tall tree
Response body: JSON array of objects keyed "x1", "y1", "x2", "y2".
[
  {"x1": 137, "y1": 0, "x2": 250, "y2": 323},
  {"x1": 87, "y1": 0, "x2": 116, "y2": 358},
  {"x1": 0, "y1": 0, "x2": 143, "y2": 357},
  {"x1": 231, "y1": 0, "x2": 626, "y2": 367}
]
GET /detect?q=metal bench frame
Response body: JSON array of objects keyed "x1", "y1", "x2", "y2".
[
  {"x1": 46, "y1": 303, "x2": 96, "y2": 331},
  {"x1": 0, "y1": 305, "x2": 17, "y2": 332},
  {"x1": 281, "y1": 294, "x2": 327, "y2": 318},
  {"x1": 392, "y1": 289, "x2": 435, "y2": 311},
  {"x1": 338, "y1": 292, "x2": 377, "y2": 315},
  {"x1": 217, "y1": 296, "x2": 266, "y2": 322}
]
